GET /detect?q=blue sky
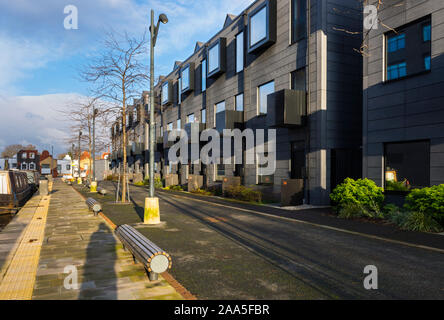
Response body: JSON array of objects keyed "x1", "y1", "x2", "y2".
[{"x1": 0, "y1": 0, "x2": 254, "y2": 155}]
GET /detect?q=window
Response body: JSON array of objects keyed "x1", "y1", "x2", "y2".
[
  {"x1": 387, "y1": 33, "x2": 405, "y2": 53},
  {"x1": 236, "y1": 31, "x2": 244, "y2": 73},
  {"x1": 291, "y1": 68, "x2": 306, "y2": 91},
  {"x1": 29, "y1": 163, "x2": 35, "y2": 170},
  {"x1": 160, "y1": 126, "x2": 164, "y2": 137},
  {"x1": 208, "y1": 43, "x2": 220, "y2": 74},
  {"x1": 187, "y1": 113, "x2": 195, "y2": 123},
  {"x1": 387, "y1": 62, "x2": 407, "y2": 80},
  {"x1": 22, "y1": 153, "x2": 27, "y2": 159},
  {"x1": 66, "y1": 164, "x2": 71, "y2": 170},
  {"x1": 177, "y1": 118, "x2": 181, "y2": 130},
  {"x1": 258, "y1": 81, "x2": 275, "y2": 114},
  {"x1": 248, "y1": 0, "x2": 276, "y2": 53},
  {"x1": 57, "y1": 165, "x2": 62, "y2": 172},
  {"x1": 177, "y1": 77, "x2": 182, "y2": 104},
  {"x1": 202, "y1": 59, "x2": 206, "y2": 92},
  {"x1": 167, "y1": 122, "x2": 173, "y2": 131},
  {"x1": 201, "y1": 109, "x2": 206, "y2": 124},
  {"x1": 235, "y1": 93, "x2": 244, "y2": 111},
  {"x1": 250, "y1": 6, "x2": 267, "y2": 47},
  {"x1": 215, "y1": 101, "x2": 225, "y2": 114},
  {"x1": 29, "y1": 153, "x2": 35, "y2": 159},
  {"x1": 385, "y1": 141, "x2": 430, "y2": 189},
  {"x1": 424, "y1": 55, "x2": 431, "y2": 70},
  {"x1": 180, "y1": 65, "x2": 191, "y2": 93},
  {"x1": 162, "y1": 82, "x2": 169, "y2": 105},
  {"x1": 291, "y1": 0, "x2": 307, "y2": 43},
  {"x1": 21, "y1": 163, "x2": 27, "y2": 170},
  {"x1": 217, "y1": 164, "x2": 225, "y2": 177},
  {"x1": 423, "y1": 23, "x2": 431, "y2": 42}
]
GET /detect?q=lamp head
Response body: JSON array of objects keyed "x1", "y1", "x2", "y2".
[{"x1": 159, "y1": 14, "x2": 168, "y2": 24}]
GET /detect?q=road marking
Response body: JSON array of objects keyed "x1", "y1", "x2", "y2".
[
  {"x1": 162, "y1": 193, "x2": 444, "y2": 255},
  {"x1": 0, "y1": 196, "x2": 51, "y2": 300}
]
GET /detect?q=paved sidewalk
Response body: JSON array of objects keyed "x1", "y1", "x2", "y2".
[{"x1": 0, "y1": 179, "x2": 184, "y2": 300}]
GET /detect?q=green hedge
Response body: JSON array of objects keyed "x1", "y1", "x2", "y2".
[
  {"x1": 330, "y1": 178, "x2": 384, "y2": 218},
  {"x1": 404, "y1": 184, "x2": 444, "y2": 223},
  {"x1": 224, "y1": 185, "x2": 262, "y2": 203}
]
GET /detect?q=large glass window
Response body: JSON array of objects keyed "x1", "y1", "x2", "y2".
[
  {"x1": 181, "y1": 66, "x2": 190, "y2": 92},
  {"x1": 235, "y1": 93, "x2": 244, "y2": 111},
  {"x1": 258, "y1": 81, "x2": 275, "y2": 114},
  {"x1": 385, "y1": 141, "x2": 430, "y2": 190},
  {"x1": 162, "y1": 82, "x2": 169, "y2": 104},
  {"x1": 291, "y1": 68, "x2": 306, "y2": 91},
  {"x1": 250, "y1": 6, "x2": 267, "y2": 47},
  {"x1": 167, "y1": 122, "x2": 173, "y2": 131},
  {"x1": 178, "y1": 77, "x2": 182, "y2": 104},
  {"x1": 202, "y1": 59, "x2": 206, "y2": 92},
  {"x1": 387, "y1": 62, "x2": 407, "y2": 80},
  {"x1": 387, "y1": 33, "x2": 405, "y2": 53},
  {"x1": 208, "y1": 43, "x2": 220, "y2": 74},
  {"x1": 177, "y1": 118, "x2": 181, "y2": 130},
  {"x1": 201, "y1": 109, "x2": 206, "y2": 124},
  {"x1": 236, "y1": 32, "x2": 244, "y2": 73},
  {"x1": 424, "y1": 55, "x2": 431, "y2": 70},
  {"x1": 291, "y1": 0, "x2": 307, "y2": 43}
]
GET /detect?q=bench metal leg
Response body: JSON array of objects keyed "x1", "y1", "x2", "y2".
[{"x1": 149, "y1": 272, "x2": 158, "y2": 281}]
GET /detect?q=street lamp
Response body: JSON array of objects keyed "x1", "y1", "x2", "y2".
[
  {"x1": 93, "y1": 108, "x2": 98, "y2": 181},
  {"x1": 78, "y1": 131, "x2": 82, "y2": 179},
  {"x1": 145, "y1": 10, "x2": 167, "y2": 225}
]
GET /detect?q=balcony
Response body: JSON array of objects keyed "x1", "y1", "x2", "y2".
[
  {"x1": 266, "y1": 89, "x2": 306, "y2": 128},
  {"x1": 215, "y1": 110, "x2": 244, "y2": 134}
]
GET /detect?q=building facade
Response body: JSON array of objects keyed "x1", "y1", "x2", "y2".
[
  {"x1": 112, "y1": 0, "x2": 364, "y2": 205},
  {"x1": 17, "y1": 150, "x2": 40, "y2": 171},
  {"x1": 363, "y1": 0, "x2": 444, "y2": 190}
]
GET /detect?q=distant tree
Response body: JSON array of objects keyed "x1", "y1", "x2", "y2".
[{"x1": 1, "y1": 144, "x2": 36, "y2": 158}]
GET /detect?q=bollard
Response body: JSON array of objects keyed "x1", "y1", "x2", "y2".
[
  {"x1": 39, "y1": 180, "x2": 49, "y2": 196},
  {"x1": 90, "y1": 181, "x2": 97, "y2": 193},
  {"x1": 144, "y1": 197, "x2": 160, "y2": 225},
  {"x1": 77, "y1": 178, "x2": 82, "y2": 185},
  {"x1": 86, "y1": 198, "x2": 102, "y2": 216},
  {"x1": 97, "y1": 187, "x2": 107, "y2": 196}
]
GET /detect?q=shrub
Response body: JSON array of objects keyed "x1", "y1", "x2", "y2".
[
  {"x1": 191, "y1": 188, "x2": 214, "y2": 196},
  {"x1": 399, "y1": 211, "x2": 443, "y2": 233},
  {"x1": 224, "y1": 185, "x2": 262, "y2": 203},
  {"x1": 165, "y1": 185, "x2": 183, "y2": 191},
  {"x1": 385, "y1": 180, "x2": 411, "y2": 192},
  {"x1": 404, "y1": 185, "x2": 444, "y2": 224},
  {"x1": 330, "y1": 178, "x2": 384, "y2": 216},
  {"x1": 338, "y1": 203, "x2": 364, "y2": 219},
  {"x1": 105, "y1": 175, "x2": 116, "y2": 181}
]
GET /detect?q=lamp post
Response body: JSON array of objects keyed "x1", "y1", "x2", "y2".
[
  {"x1": 78, "y1": 131, "x2": 82, "y2": 178},
  {"x1": 93, "y1": 108, "x2": 98, "y2": 181},
  {"x1": 143, "y1": 92, "x2": 149, "y2": 180},
  {"x1": 144, "y1": 10, "x2": 168, "y2": 225}
]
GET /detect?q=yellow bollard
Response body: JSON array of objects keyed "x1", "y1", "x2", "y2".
[
  {"x1": 77, "y1": 177, "x2": 82, "y2": 185},
  {"x1": 144, "y1": 197, "x2": 160, "y2": 225},
  {"x1": 90, "y1": 181, "x2": 97, "y2": 193}
]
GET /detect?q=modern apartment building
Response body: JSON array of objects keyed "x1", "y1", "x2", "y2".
[
  {"x1": 112, "y1": 0, "x2": 364, "y2": 205},
  {"x1": 363, "y1": 0, "x2": 444, "y2": 190}
]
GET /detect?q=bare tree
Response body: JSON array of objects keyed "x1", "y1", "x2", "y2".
[
  {"x1": 61, "y1": 96, "x2": 114, "y2": 181},
  {"x1": 80, "y1": 30, "x2": 149, "y2": 202},
  {"x1": 1, "y1": 144, "x2": 36, "y2": 158}
]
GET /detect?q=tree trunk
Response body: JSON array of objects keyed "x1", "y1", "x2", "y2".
[{"x1": 122, "y1": 89, "x2": 127, "y2": 203}]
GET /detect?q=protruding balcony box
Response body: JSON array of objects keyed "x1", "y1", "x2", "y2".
[
  {"x1": 207, "y1": 37, "x2": 227, "y2": 78},
  {"x1": 181, "y1": 63, "x2": 195, "y2": 94},
  {"x1": 266, "y1": 89, "x2": 306, "y2": 128},
  {"x1": 222, "y1": 176, "x2": 241, "y2": 194},
  {"x1": 188, "y1": 174, "x2": 204, "y2": 192},
  {"x1": 247, "y1": 0, "x2": 277, "y2": 54},
  {"x1": 281, "y1": 179, "x2": 304, "y2": 206},
  {"x1": 184, "y1": 122, "x2": 206, "y2": 139},
  {"x1": 215, "y1": 110, "x2": 244, "y2": 134},
  {"x1": 161, "y1": 81, "x2": 173, "y2": 106},
  {"x1": 165, "y1": 174, "x2": 179, "y2": 187}
]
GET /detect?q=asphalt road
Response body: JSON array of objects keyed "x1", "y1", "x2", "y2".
[{"x1": 101, "y1": 182, "x2": 444, "y2": 300}]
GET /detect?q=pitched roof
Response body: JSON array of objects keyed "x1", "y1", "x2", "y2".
[
  {"x1": 194, "y1": 41, "x2": 204, "y2": 53},
  {"x1": 223, "y1": 14, "x2": 237, "y2": 28},
  {"x1": 173, "y1": 61, "x2": 182, "y2": 71}
]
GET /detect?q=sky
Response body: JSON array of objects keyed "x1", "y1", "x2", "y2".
[{"x1": 0, "y1": 0, "x2": 255, "y2": 156}]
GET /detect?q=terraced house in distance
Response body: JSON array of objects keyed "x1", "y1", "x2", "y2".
[
  {"x1": 362, "y1": 0, "x2": 444, "y2": 198},
  {"x1": 112, "y1": 0, "x2": 364, "y2": 205}
]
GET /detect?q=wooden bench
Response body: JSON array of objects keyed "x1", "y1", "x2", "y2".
[
  {"x1": 85, "y1": 197, "x2": 102, "y2": 215},
  {"x1": 115, "y1": 224, "x2": 172, "y2": 281}
]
